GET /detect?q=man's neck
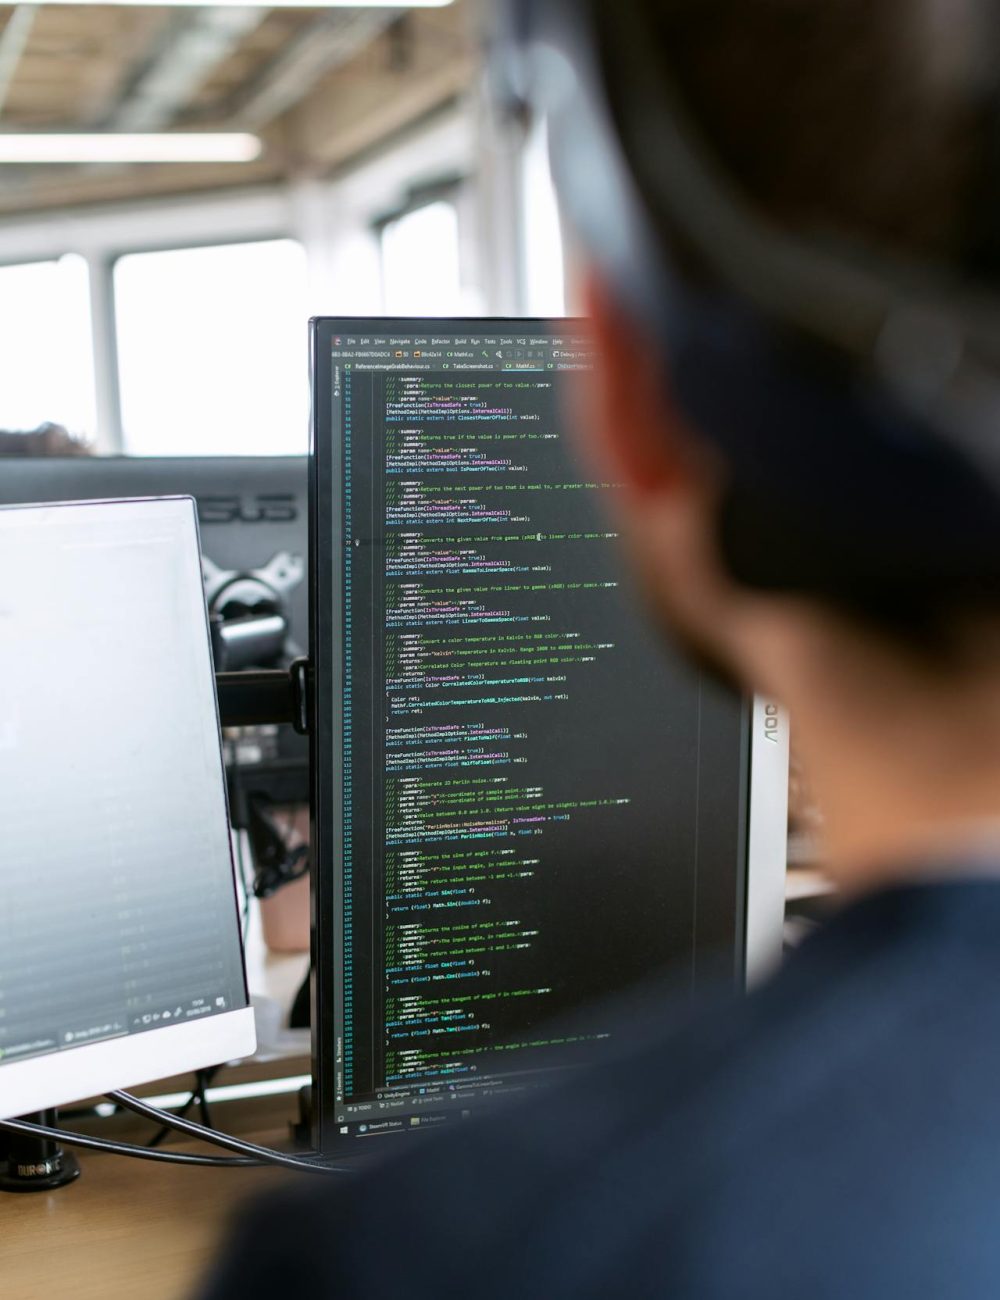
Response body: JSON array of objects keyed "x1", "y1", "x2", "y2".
[{"x1": 758, "y1": 612, "x2": 1000, "y2": 894}]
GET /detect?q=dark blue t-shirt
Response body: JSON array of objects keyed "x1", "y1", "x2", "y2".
[{"x1": 199, "y1": 878, "x2": 1000, "y2": 1298}]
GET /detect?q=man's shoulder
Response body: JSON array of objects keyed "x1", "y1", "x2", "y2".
[{"x1": 199, "y1": 878, "x2": 1000, "y2": 1298}]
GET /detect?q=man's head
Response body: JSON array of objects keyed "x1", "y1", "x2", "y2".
[
  {"x1": 496, "y1": 0, "x2": 1000, "y2": 874},
  {"x1": 498, "y1": 0, "x2": 1000, "y2": 677}
]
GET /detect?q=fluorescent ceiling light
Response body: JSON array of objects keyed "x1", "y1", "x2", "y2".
[
  {"x1": 23, "y1": 0, "x2": 452, "y2": 6},
  {"x1": 0, "y1": 133, "x2": 262, "y2": 163}
]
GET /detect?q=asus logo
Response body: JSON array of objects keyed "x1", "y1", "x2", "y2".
[{"x1": 197, "y1": 494, "x2": 298, "y2": 526}]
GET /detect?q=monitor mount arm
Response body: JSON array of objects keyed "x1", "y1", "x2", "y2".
[{"x1": 214, "y1": 657, "x2": 311, "y2": 735}]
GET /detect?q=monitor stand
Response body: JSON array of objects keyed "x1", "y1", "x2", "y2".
[{"x1": 0, "y1": 1110, "x2": 81, "y2": 1193}]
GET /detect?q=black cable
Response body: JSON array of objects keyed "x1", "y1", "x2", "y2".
[
  {"x1": 0, "y1": 1116, "x2": 261, "y2": 1168},
  {"x1": 107, "y1": 1090, "x2": 350, "y2": 1175},
  {"x1": 3, "y1": 1100, "x2": 351, "y2": 1175},
  {"x1": 226, "y1": 760, "x2": 252, "y2": 938},
  {"x1": 240, "y1": 847, "x2": 252, "y2": 937},
  {"x1": 234, "y1": 804, "x2": 252, "y2": 939},
  {"x1": 196, "y1": 1067, "x2": 215, "y2": 1129},
  {"x1": 147, "y1": 1064, "x2": 222, "y2": 1149}
]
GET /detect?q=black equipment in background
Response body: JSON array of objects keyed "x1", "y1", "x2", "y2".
[
  {"x1": 0, "y1": 454, "x2": 307, "y2": 660},
  {"x1": 0, "y1": 455, "x2": 310, "y2": 890}
]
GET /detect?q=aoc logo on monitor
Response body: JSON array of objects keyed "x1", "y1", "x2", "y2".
[{"x1": 196, "y1": 494, "x2": 299, "y2": 526}]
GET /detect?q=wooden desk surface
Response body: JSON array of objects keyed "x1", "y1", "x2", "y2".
[{"x1": 3, "y1": 1133, "x2": 290, "y2": 1300}]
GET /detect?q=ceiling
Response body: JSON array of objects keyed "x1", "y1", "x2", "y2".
[{"x1": 0, "y1": 0, "x2": 475, "y2": 215}]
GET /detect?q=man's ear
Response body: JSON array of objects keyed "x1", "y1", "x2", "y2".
[{"x1": 578, "y1": 271, "x2": 690, "y2": 496}]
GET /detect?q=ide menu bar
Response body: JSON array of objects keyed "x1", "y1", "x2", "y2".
[{"x1": 330, "y1": 332, "x2": 594, "y2": 373}]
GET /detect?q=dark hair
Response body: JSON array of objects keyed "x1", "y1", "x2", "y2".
[
  {"x1": 640, "y1": 0, "x2": 996, "y2": 274},
  {"x1": 612, "y1": 0, "x2": 1000, "y2": 652}
]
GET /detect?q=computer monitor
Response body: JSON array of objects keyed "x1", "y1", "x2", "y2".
[
  {"x1": 0, "y1": 498, "x2": 255, "y2": 1119},
  {"x1": 0, "y1": 456, "x2": 309, "y2": 807},
  {"x1": 309, "y1": 317, "x2": 788, "y2": 1154}
]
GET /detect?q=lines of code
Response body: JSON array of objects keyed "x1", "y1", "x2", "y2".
[{"x1": 331, "y1": 328, "x2": 744, "y2": 1128}]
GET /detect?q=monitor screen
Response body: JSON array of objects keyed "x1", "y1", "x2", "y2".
[
  {"x1": 0, "y1": 498, "x2": 254, "y2": 1119},
  {"x1": 311, "y1": 319, "x2": 786, "y2": 1152}
]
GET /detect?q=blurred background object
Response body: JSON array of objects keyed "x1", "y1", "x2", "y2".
[{"x1": 0, "y1": 421, "x2": 91, "y2": 455}]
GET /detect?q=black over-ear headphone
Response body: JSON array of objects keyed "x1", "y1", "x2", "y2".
[{"x1": 491, "y1": 0, "x2": 1000, "y2": 606}]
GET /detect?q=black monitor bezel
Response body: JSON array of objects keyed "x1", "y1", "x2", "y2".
[{"x1": 308, "y1": 316, "x2": 752, "y2": 1157}]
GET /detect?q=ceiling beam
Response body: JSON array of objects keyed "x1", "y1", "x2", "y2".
[
  {"x1": 104, "y1": 7, "x2": 264, "y2": 133},
  {"x1": 0, "y1": 6, "x2": 37, "y2": 120},
  {"x1": 286, "y1": 5, "x2": 473, "y2": 173},
  {"x1": 222, "y1": 9, "x2": 399, "y2": 133},
  {"x1": 0, "y1": 0, "x2": 473, "y2": 214}
]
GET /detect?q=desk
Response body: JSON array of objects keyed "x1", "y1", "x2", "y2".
[{"x1": 4, "y1": 1130, "x2": 291, "y2": 1300}]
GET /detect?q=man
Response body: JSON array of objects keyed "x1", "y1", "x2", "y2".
[{"x1": 200, "y1": 1, "x2": 1000, "y2": 1295}]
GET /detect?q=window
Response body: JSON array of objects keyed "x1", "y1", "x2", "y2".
[
  {"x1": 113, "y1": 238, "x2": 308, "y2": 457},
  {"x1": 0, "y1": 255, "x2": 96, "y2": 439},
  {"x1": 379, "y1": 200, "x2": 466, "y2": 317},
  {"x1": 522, "y1": 123, "x2": 566, "y2": 317}
]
